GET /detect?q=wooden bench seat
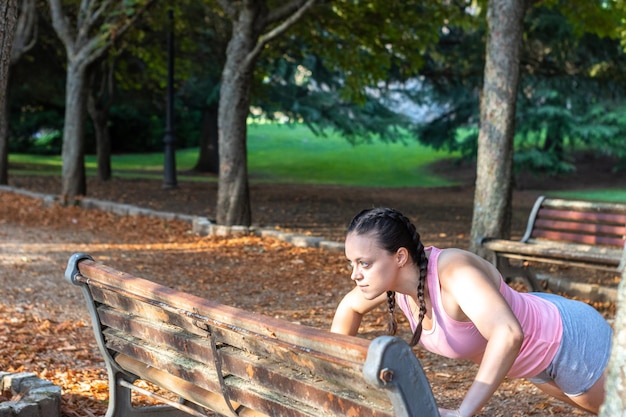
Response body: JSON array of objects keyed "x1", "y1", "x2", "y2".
[
  {"x1": 65, "y1": 253, "x2": 440, "y2": 417},
  {"x1": 480, "y1": 195, "x2": 626, "y2": 291}
]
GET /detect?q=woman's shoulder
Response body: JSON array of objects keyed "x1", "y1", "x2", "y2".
[
  {"x1": 436, "y1": 248, "x2": 501, "y2": 287},
  {"x1": 436, "y1": 247, "x2": 478, "y2": 264}
]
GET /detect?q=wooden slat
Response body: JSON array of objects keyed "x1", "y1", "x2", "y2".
[
  {"x1": 481, "y1": 197, "x2": 626, "y2": 281},
  {"x1": 116, "y1": 354, "x2": 268, "y2": 417},
  {"x1": 98, "y1": 306, "x2": 217, "y2": 365},
  {"x1": 532, "y1": 229, "x2": 625, "y2": 246},
  {"x1": 98, "y1": 306, "x2": 383, "y2": 402},
  {"x1": 105, "y1": 330, "x2": 393, "y2": 417},
  {"x1": 542, "y1": 198, "x2": 626, "y2": 213},
  {"x1": 77, "y1": 260, "x2": 369, "y2": 362},
  {"x1": 92, "y1": 289, "x2": 370, "y2": 394},
  {"x1": 534, "y1": 219, "x2": 626, "y2": 238},
  {"x1": 481, "y1": 239, "x2": 623, "y2": 266},
  {"x1": 538, "y1": 208, "x2": 626, "y2": 225}
]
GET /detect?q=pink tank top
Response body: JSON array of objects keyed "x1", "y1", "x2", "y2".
[{"x1": 397, "y1": 247, "x2": 562, "y2": 378}]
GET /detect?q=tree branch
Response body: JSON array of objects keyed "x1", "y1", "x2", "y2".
[
  {"x1": 76, "y1": 0, "x2": 156, "y2": 68},
  {"x1": 217, "y1": 0, "x2": 237, "y2": 20},
  {"x1": 245, "y1": 0, "x2": 315, "y2": 67},
  {"x1": 88, "y1": 0, "x2": 113, "y2": 30},
  {"x1": 48, "y1": 0, "x2": 74, "y2": 53},
  {"x1": 266, "y1": 0, "x2": 310, "y2": 25},
  {"x1": 11, "y1": 0, "x2": 37, "y2": 64},
  {"x1": 77, "y1": 0, "x2": 113, "y2": 46}
]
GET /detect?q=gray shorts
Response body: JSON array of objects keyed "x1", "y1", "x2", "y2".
[{"x1": 526, "y1": 293, "x2": 612, "y2": 396}]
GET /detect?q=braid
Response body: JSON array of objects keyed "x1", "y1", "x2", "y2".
[
  {"x1": 386, "y1": 290, "x2": 397, "y2": 335},
  {"x1": 410, "y1": 238, "x2": 428, "y2": 346},
  {"x1": 387, "y1": 211, "x2": 428, "y2": 346}
]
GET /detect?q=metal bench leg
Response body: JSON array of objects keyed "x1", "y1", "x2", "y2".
[
  {"x1": 364, "y1": 336, "x2": 440, "y2": 417},
  {"x1": 105, "y1": 373, "x2": 189, "y2": 417},
  {"x1": 65, "y1": 254, "x2": 189, "y2": 417}
]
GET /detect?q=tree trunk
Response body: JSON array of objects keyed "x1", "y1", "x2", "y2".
[
  {"x1": 49, "y1": 0, "x2": 156, "y2": 199},
  {"x1": 0, "y1": 0, "x2": 18, "y2": 185},
  {"x1": 61, "y1": 60, "x2": 88, "y2": 199},
  {"x1": 193, "y1": 105, "x2": 219, "y2": 174},
  {"x1": 215, "y1": 0, "x2": 315, "y2": 226},
  {"x1": 469, "y1": 0, "x2": 528, "y2": 255},
  {"x1": 87, "y1": 58, "x2": 115, "y2": 182},
  {"x1": 88, "y1": 93, "x2": 112, "y2": 181},
  {"x1": 599, "y1": 262, "x2": 626, "y2": 415},
  {"x1": 216, "y1": 8, "x2": 262, "y2": 226},
  {"x1": 217, "y1": 61, "x2": 253, "y2": 226}
]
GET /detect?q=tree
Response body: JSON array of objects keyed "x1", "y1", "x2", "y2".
[
  {"x1": 469, "y1": 0, "x2": 529, "y2": 255},
  {"x1": 87, "y1": 53, "x2": 117, "y2": 181},
  {"x1": 214, "y1": 0, "x2": 468, "y2": 226},
  {"x1": 48, "y1": 0, "x2": 155, "y2": 200},
  {"x1": 175, "y1": 2, "x2": 229, "y2": 174},
  {"x1": 409, "y1": 2, "x2": 626, "y2": 177},
  {"x1": 0, "y1": 0, "x2": 36, "y2": 185},
  {"x1": 0, "y1": 0, "x2": 18, "y2": 186},
  {"x1": 216, "y1": 0, "x2": 315, "y2": 226}
]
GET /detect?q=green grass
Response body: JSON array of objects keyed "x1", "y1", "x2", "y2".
[
  {"x1": 546, "y1": 190, "x2": 626, "y2": 203},
  {"x1": 246, "y1": 123, "x2": 458, "y2": 187},
  {"x1": 8, "y1": 123, "x2": 626, "y2": 199},
  {"x1": 9, "y1": 123, "x2": 460, "y2": 188}
]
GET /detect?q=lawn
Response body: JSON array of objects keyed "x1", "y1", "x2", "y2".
[
  {"x1": 8, "y1": 123, "x2": 626, "y2": 201},
  {"x1": 9, "y1": 123, "x2": 460, "y2": 188}
]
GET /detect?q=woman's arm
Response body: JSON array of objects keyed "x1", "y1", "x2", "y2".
[
  {"x1": 330, "y1": 287, "x2": 386, "y2": 335},
  {"x1": 438, "y1": 250, "x2": 524, "y2": 417}
]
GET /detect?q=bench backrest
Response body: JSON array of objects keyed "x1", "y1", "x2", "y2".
[
  {"x1": 522, "y1": 196, "x2": 626, "y2": 247},
  {"x1": 65, "y1": 253, "x2": 439, "y2": 417}
]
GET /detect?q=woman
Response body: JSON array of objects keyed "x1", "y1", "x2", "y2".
[{"x1": 331, "y1": 207, "x2": 612, "y2": 416}]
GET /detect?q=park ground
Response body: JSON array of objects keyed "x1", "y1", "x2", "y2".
[{"x1": 1, "y1": 155, "x2": 625, "y2": 416}]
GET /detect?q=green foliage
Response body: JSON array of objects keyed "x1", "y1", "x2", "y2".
[
  {"x1": 9, "y1": 0, "x2": 626, "y2": 179},
  {"x1": 541, "y1": 0, "x2": 623, "y2": 39},
  {"x1": 412, "y1": 4, "x2": 626, "y2": 174},
  {"x1": 513, "y1": 148, "x2": 576, "y2": 176},
  {"x1": 291, "y1": 1, "x2": 472, "y2": 103},
  {"x1": 8, "y1": 108, "x2": 64, "y2": 154},
  {"x1": 254, "y1": 52, "x2": 412, "y2": 144}
]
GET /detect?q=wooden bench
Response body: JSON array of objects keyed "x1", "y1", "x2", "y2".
[
  {"x1": 65, "y1": 253, "x2": 440, "y2": 417},
  {"x1": 480, "y1": 195, "x2": 626, "y2": 291}
]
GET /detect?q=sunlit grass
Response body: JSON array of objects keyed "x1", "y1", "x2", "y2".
[
  {"x1": 547, "y1": 190, "x2": 626, "y2": 203},
  {"x1": 9, "y1": 123, "x2": 460, "y2": 188}
]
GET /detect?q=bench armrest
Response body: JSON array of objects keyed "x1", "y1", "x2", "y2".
[{"x1": 364, "y1": 336, "x2": 440, "y2": 417}]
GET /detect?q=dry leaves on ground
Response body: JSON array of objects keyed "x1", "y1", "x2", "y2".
[{"x1": 0, "y1": 191, "x2": 600, "y2": 416}]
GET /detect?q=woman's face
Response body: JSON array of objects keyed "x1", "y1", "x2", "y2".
[{"x1": 345, "y1": 231, "x2": 400, "y2": 300}]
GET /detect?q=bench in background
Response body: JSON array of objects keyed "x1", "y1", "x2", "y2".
[
  {"x1": 65, "y1": 253, "x2": 440, "y2": 417},
  {"x1": 480, "y1": 195, "x2": 626, "y2": 292}
]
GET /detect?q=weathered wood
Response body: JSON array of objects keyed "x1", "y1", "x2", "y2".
[
  {"x1": 91, "y1": 288, "x2": 376, "y2": 396},
  {"x1": 116, "y1": 354, "x2": 266, "y2": 417},
  {"x1": 78, "y1": 260, "x2": 370, "y2": 363},
  {"x1": 480, "y1": 196, "x2": 626, "y2": 287},
  {"x1": 481, "y1": 240, "x2": 623, "y2": 266},
  {"x1": 66, "y1": 254, "x2": 440, "y2": 417}
]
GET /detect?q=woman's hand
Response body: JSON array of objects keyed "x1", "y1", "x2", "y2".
[{"x1": 438, "y1": 408, "x2": 462, "y2": 417}]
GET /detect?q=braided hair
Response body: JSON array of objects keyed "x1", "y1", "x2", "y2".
[{"x1": 347, "y1": 207, "x2": 429, "y2": 346}]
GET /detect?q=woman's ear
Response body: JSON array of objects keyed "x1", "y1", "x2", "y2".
[{"x1": 396, "y1": 247, "x2": 409, "y2": 268}]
